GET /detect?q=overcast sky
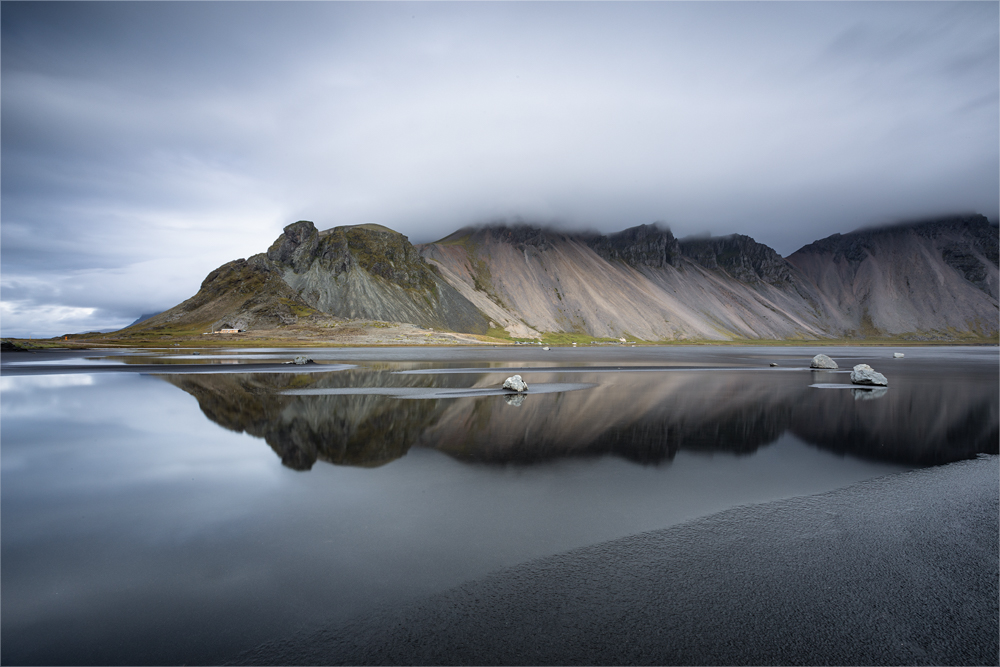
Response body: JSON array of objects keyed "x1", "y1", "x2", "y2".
[{"x1": 2, "y1": 1, "x2": 997, "y2": 337}]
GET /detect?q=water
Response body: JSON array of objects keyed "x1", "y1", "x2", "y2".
[{"x1": 1, "y1": 345, "x2": 996, "y2": 665}]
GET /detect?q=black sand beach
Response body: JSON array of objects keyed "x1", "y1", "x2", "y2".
[{"x1": 238, "y1": 456, "x2": 999, "y2": 666}]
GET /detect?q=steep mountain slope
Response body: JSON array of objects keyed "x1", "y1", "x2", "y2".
[
  {"x1": 122, "y1": 221, "x2": 489, "y2": 335},
  {"x1": 419, "y1": 224, "x2": 832, "y2": 341},
  {"x1": 420, "y1": 216, "x2": 998, "y2": 340},
  {"x1": 786, "y1": 214, "x2": 999, "y2": 337}
]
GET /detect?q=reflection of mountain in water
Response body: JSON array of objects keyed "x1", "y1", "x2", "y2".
[
  {"x1": 793, "y1": 375, "x2": 998, "y2": 465},
  {"x1": 167, "y1": 370, "x2": 453, "y2": 470},
  {"x1": 424, "y1": 372, "x2": 795, "y2": 464},
  {"x1": 164, "y1": 366, "x2": 997, "y2": 470}
]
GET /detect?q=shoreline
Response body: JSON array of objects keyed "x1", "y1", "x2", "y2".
[
  {"x1": 4, "y1": 344, "x2": 998, "y2": 377},
  {"x1": 3, "y1": 338, "x2": 998, "y2": 353},
  {"x1": 3, "y1": 344, "x2": 997, "y2": 377},
  {"x1": 236, "y1": 456, "x2": 999, "y2": 666}
]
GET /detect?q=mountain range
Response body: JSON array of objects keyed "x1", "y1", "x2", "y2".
[{"x1": 124, "y1": 213, "x2": 998, "y2": 341}]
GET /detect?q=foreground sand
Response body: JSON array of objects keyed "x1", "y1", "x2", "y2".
[{"x1": 237, "y1": 456, "x2": 999, "y2": 666}]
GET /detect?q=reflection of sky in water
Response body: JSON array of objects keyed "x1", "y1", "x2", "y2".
[
  {"x1": 2, "y1": 374, "x2": 279, "y2": 496},
  {"x1": 0, "y1": 373, "x2": 95, "y2": 391},
  {"x1": 2, "y1": 346, "x2": 997, "y2": 665},
  {"x1": 2, "y1": 357, "x2": 124, "y2": 367}
]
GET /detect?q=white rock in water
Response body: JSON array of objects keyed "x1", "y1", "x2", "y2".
[
  {"x1": 542, "y1": 347, "x2": 550, "y2": 351},
  {"x1": 851, "y1": 363, "x2": 888, "y2": 386},
  {"x1": 293, "y1": 355, "x2": 311, "y2": 365},
  {"x1": 810, "y1": 354, "x2": 838, "y2": 369},
  {"x1": 769, "y1": 362, "x2": 778, "y2": 367},
  {"x1": 502, "y1": 374, "x2": 528, "y2": 392},
  {"x1": 893, "y1": 352, "x2": 905, "y2": 358}
]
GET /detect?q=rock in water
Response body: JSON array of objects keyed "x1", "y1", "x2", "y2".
[
  {"x1": 293, "y1": 355, "x2": 312, "y2": 365},
  {"x1": 769, "y1": 362, "x2": 778, "y2": 367},
  {"x1": 810, "y1": 354, "x2": 838, "y2": 369},
  {"x1": 851, "y1": 363, "x2": 888, "y2": 386},
  {"x1": 893, "y1": 352, "x2": 905, "y2": 358},
  {"x1": 502, "y1": 374, "x2": 528, "y2": 392}
]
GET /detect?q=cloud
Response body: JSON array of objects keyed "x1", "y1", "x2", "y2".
[{"x1": 2, "y1": 1, "x2": 997, "y2": 336}]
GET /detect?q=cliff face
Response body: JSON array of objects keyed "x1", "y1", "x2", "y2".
[
  {"x1": 125, "y1": 221, "x2": 489, "y2": 335},
  {"x1": 266, "y1": 221, "x2": 488, "y2": 333},
  {"x1": 787, "y1": 214, "x2": 999, "y2": 337},
  {"x1": 678, "y1": 234, "x2": 793, "y2": 286},
  {"x1": 586, "y1": 223, "x2": 681, "y2": 269}
]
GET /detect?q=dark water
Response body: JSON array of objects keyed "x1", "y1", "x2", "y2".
[{"x1": 1, "y1": 345, "x2": 996, "y2": 665}]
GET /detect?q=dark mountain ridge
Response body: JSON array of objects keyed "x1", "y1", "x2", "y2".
[
  {"x1": 586, "y1": 223, "x2": 681, "y2": 269},
  {"x1": 678, "y1": 233, "x2": 793, "y2": 286},
  {"x1": 122, "y1": 214, "x2": 998, "y2": 342}
]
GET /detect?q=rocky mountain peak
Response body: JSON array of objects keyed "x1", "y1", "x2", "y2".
[
  {"x1": 266, "y1": 221, "x2": 435, "y2": 291},
  {"x1": 794, "y1": 214, "x2": 996, "y2": 258},
  {"x1": 587, "y1": 223, "x2": 681, "y2": 268},
  {"x1": 679, "y1": 234, "x2": 792, "y2": 285},
  {"x1": 267, "y1": 220, "x2": 320, "y2": 273},
  {"x1": 790, "y1": 215, "x2": 999, "y2": 298},
  {"x1": 480, "y1": 224, "x2": 557, "y2": 251}
]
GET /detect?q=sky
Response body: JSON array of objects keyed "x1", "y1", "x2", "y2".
[{"x1": 2, "y1": 1, "x2": 998, "y2": 338}]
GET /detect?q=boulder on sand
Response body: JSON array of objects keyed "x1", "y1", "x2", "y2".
[
  {"x1": 810, "y1": 354, "x2": 838, "y2": 369},
  {"x1": 502, "y1": 374, "x2": 528, "y2": 392},
  {"x1": 851, "y1": 363, "x2": 888, "y2": 386}
]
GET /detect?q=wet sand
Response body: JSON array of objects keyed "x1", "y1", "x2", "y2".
[{"x1": 237, "y1": 456, "x2": 999, "y2": 666}]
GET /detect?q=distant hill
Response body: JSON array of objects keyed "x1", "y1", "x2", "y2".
[
  {"x1": 127, "y1": 312, "x2": 161, "y2": 327},
  {"x1": 115, "y1": 214, "x2": 998, "y2": 342}
]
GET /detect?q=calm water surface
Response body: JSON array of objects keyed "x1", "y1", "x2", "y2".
[{"x1": 2, "y1": 345, "x2": 996, "y2": 665}]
